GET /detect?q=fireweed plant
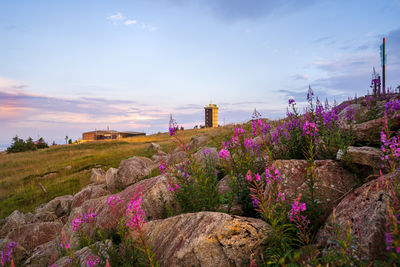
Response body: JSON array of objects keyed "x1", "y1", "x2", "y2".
[
  {"x1": 159, "y1": 115, "x2": 221, "y2": 213},
  {"x1": 56, "y1": 192, "x2": 158, "y2": 267}
]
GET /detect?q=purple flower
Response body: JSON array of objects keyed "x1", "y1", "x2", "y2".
[
  {"x1": 246, "y1": 170, "x2": 252, "y2": 182},
  {"x1": 289, "y1": 199, "x2": 306, "y2": 221},
  {"x1": 265, "y1": 166, "x2": 281, "y2": 184},
  {"x1": 87, "y1": 255, "x2": 100, "y2": 267},
  {"x1": 72, "y1": 212, "x2": 98, "y2": 231},
  {"x1": 244, "y1": 138, "x2": 255, "y2": 149},
  {"x1": 168, "y1": 114, "x2": 178, "y2": 136},
  {"x1": 159, "y1": 162, "x2": 167, "y2": 174},
  {"x1": 168, "y1": 183, "x2": 180, "y2": 192},
  {"x1": 302, "y1": 120, "x2": 318, "y2": 138},
  {"x1": 126, "y1": 195, "x2": 146, "y2": 229},
  {"x1": 345, "y1": 107, "x2": 356, "y2": 122},
  {"x1": 385, "y1": 233, "x2": 393, "y2": 251},
  {"x1": 288, "y1": 98, "x2": 296, "y2": 105},
  {"x1": 1, "y1": 242, "x2": 17, "y2": 266},
  {"x1": 107, "y1": 195, "x2": 121, "y2": 206},
  {"x1": 385, "y1": 99, "x2": 400, "y2": 113},
  {"x1": 218, "y1": 149, "x2": 230, "y2": 160}
]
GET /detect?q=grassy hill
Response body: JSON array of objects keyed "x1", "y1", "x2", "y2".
[{"x1": 0, "y1": 127, "x2": 231, "y2": 219}]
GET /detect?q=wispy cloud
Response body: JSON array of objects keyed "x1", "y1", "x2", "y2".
[
  {"x1": 292, "y1": 74, "x2": 309, "y2": 80},
  {"x1": 106, "y1": 12, "x2": 125, "y2": 24},
  {"x1": 106, "y1": 12, "x2": 157, "y2": 31}
]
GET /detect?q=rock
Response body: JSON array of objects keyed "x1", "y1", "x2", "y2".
[
  {"x1": 145, "y1": 212, "x2": 270, "y2": 266},
  {"x1": 217, "y1": 175, "x2": 231, "y2": 195},
  {"x1": 105, "y1": 167, "x2": 118, "y2": 192},
  {"x1": 272, "y1": 160, "x2": 355, "y2": 219},
  {"x1": 65, "y1": 165, "x2": 72, "y2": 170},
  {"x1": 90, "y1": 168, "x2": 106, "y2": 184},
  {"x1": 148, "y1": 142, "x2": 161, "y2": 151},
  {"x1": 64, "y1": 175, "x2": 176, "y2": 249},
  {"x1": 151, "y1": 151, "x2": 167, "y2": 163},
  {"x1": 54, "y1": 240, "x2": 111, "y2": 267},
  {"x1": 188, "y1": 135, "x2": 208, "y2": 150},
  {"x1": 338, "y1": 146, "x2": 382, "y2": 174},
  {"x1": 35, "y1": 211, "x2": 58, "y2": 222},
  {"x1": 115, "y1": 156, "x2": 157, "y2": 190},
  {"x1": 0, "y1": 210, "x2": 26, "y2": 238},
  {"x1": 6, "y1": 222, "x2": 63, "y2": 251},
  {"x1": 24, "y1": 239, "x2": 61, "y2": 267},
  {"x1": 341, "y1": 110, "x2": 400, "y2": 144},
  {"x1": 167, "y1": 151, "x2": 187, "y2": 164},
  {"x1": 252, "y1": 136, "x2": 264, "y2": 147},
  {"x1": 338, "y1": 103, "x2": 368, "y2": 124},
  {"x1": 35, "y1": 195, "x2": 73, "y2": 218},
  {"x1": 316, "y1": 176, "x2": 392, "y2": 261},
  {"x1": 71, "y1": 184, "x2": 110, "y2": 209},
  {"x1": 193, "y1": 147, "x2": 218, "y2": 166}
]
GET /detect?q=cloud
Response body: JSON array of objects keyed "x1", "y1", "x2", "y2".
[
  {"x1": 125, "y1": 20, "x2": 137, "y2": 25},
  {"x1": 106, "y1": 13, "x2": 157, "y2": 31},
  {"x1": 107, "y1": 12, "x2": 125, "y2": 23}
]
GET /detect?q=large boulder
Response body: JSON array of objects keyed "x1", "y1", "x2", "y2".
[
  {"x1": 35, "y1": 195, "x2": 73, "y2": 218},
  {"x1": 90, "y1": 168, "x2": 106, "y2": 184},
  {"x1": 24, "y1": 239, "x2": 61, "y2": 267},
  {"x1": 6, "y1": 222, "x2": 63, "y2": 251},
  {"x1": 193, "y1": 147, "x2": 218, "y2": 167},
  {"x1": 272, "y1": 160, "x2": 355, "y2": 219},
  {"x1": 148, "y1": 142, "x2": 161, "y2": 152},
  {"x1": 145, "y1": 212, "x2": 270, "y2": 266},
  {"x1": 105, "y1": 167, "x2": 118, "y2": 192},
  {"x1": 114, "y1": 156, "x2": 157, "y2": 190},
  {"x1": 187, "y1": 135, "x2": 208, "y2": 150},
  {"x1": 337, "y1": 146, "x2": 382, "y2": 175},
  {"x1": 64, "y1": 175, "x2": 176, "y2": 249},
  {"x1": 316, "y1": 175, "x2": 392, "y2": 261},
  {"x1": 71, "y1": 184, "x2": 110, "y2": 209},
  {"x1": 0, "y1": 210, "x2": 26, "y2": 238}
]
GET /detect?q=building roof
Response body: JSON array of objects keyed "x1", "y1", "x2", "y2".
[
  {"x1": 82, "y1": 130, "x2": 118, "y2": 135},
  {"x1": 82, "y1": 130, "x2": 145, "y2": 135}
]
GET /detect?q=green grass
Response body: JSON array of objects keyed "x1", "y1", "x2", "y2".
[{"x1": 0, "y1": 127, "x2": 230, "y2": 218}]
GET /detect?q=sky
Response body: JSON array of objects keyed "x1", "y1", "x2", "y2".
[{"x1": 1, "y1": 0, "x2": 400, "y2": 146}]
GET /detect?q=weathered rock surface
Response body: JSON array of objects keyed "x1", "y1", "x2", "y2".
[
  {"x1": 167, "y1": 150, "x2": 187, "y2": 164},
  {"x1": 65, "y1": 175, "x2": 176, "y2": 249},
  {"x1": 188, "y1": 135, "x2": 208, "y2": 150},
  {"x1": 6, "y1": 222, "x2": 63, "y2": 251},
  {"x1": 90, "y1": 168, "x2": 106, "y2": 184},
  {"x1": 193, "y1": 147, "x2": 218, "y2": 166},
  {"x1": 24, "y1": 239, "x2": 61, "y2": 267},
  {"x1": 145, "y1": 212, "x2": 270, "y2": 267},
  {"x1": 272, "y1": 160, "x2": 355, "y2": 218},
  {"x1": 71, "y1": 184, "x2": 110, "y2": 209},
  {"x1": 35, "y1": 195, "x2": 73, "y2": 218},
  {"x1": 148, "y1": 142, "x2": 161, "y2": 151},
  {"x1": 105, "y1": 167, "x2": 118, "y2": 192},
  {"x1": 338, "y1": 146, "x2": 382, "y2": 174},
  {"x1": 316, "y1": 176, "x2": 392, "y2": 260},
  {"x1": 0, "y1": 210, "x2": 26, "y2": 238},
  {"x1": 340, "y1": 110, "x2": 400, "y2": 144},
  {"x1": 114, "y1": 156, "x2": 157, "y2": 190}
]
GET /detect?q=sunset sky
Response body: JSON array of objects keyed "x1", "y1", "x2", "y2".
[{"x1": 1, "y1": 0, "x2": 400, "y2": 146}]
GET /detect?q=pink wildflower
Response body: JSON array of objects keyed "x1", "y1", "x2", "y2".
[
  {"x1": 218, "y1": 149, "x2": 230, "y2": 160},
  {"x1": 126, "y1": 195, "x2": 146, "y2": 229}
]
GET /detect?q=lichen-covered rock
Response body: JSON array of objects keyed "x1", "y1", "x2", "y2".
[
  {"x1": 71, "y1": 184, "x2": 110, "y2": 209},
  {"x1": 105, "y1": 167, "x2": 118, "y2": 192},
  {"x1": 148, "y1": 142, "x2": 161, "y2": 151},
  {"x1": 0, "y1": 210, "x2": 26, "y2": 238},
  {"x1": 337, "y1": 146, "x2": 382, "y2": 174},
  {"x1": 188, "y1": 135, "x2": 208, "y2": 150},
  {"x1": 35, "y1": 195, "x2": 73, "y2": 218},
  {"x1": 316, "y1": 176, "x2": 392, "y2": 260},
  {"x1": 145, "y1": 212, "x2": 270, "y2": 267},
  {"x1": 64, "y1": 175, "x2": 176, "y2": 249},
  {"x1": 90, "y1": 168, "x2": 106, "y2": 184},
  {"x1": 115, "y1": 156, "x2": 157, "y2": 190},
  {"x1": 272, "y1": 160, "x2": 355, "y2": 219},
  {"x1": 6, "y1": 222, "x2": 63, "y2": 251},
  {"x1": 24, "y1": 239, "x2": 61, "y2": 267},
  {"x1": 193, "y1": 147, "x2": 218, "y2": 167}
]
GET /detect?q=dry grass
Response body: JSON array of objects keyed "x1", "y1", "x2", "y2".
[{"x1": 0, "y1": 127, "x2": 232, "y2": 219}]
